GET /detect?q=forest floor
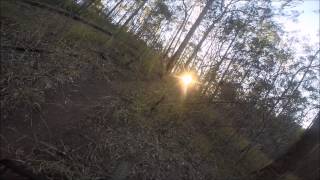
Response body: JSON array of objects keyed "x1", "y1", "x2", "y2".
[
  {"x1": 0, "y1": 1, "x2": 299, "y2": 180},
  {"x1": 0, "y1": 1, "x2": 207, "y2": 179}
]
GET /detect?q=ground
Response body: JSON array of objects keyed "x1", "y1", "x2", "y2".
[
  {"x1": 0, "y1": 1, "x2": 208, "y2": 179},
  {"x1": 0, "y1": 1, "x2": 300, "y2": 180}
]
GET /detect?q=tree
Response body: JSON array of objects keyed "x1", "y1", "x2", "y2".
[
  {"x1": 251, "y1": 113, "x2": 319, "y2": 180},
  {"x1": 105, "y1": 0, "x2": 125, "y2": 18},
  {"x1": 166, "y1": 0, "x2": 214, "y2": 72},
  {"x1": 163, "y1": 0, "x2": 195, "y2": 58},
  {"x1": 121, "y1": 0, "x2": 148, "y2": 29},
  {"x1": 184, "y1": 0, "x2": 232, "y2": 68}
]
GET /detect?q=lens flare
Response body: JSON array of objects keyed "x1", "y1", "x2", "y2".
[{"x1": 181, "y1": 74, "x2": 193, "y2": 86}]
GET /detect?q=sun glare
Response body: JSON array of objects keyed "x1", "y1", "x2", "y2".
[
  {"x1": 176, "y1": 72, "x2": 198, "y2": 95},
  {"x1": 181, "y1": 74, "x2": 193, "y2": 86}
]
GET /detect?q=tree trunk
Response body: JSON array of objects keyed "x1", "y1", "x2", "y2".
[
  {"x1": 210, "y1": 52, "x2": 238, "y2": 99},
  {"x1": 166, "y1": 0, "x2": 214, "y2": 72},
  {"x1": 79, "y1": 0, "x2": 97, "y2": 11},
  {"x1": 202, "y1": 30, "x2": 240, "y2": 95},
  {"x1": 106, "y1": 0, "x2": 124, "y2": 18},
  {"x1": 184, "y1": 7, "x2": 229, "y2": 68},
  {"x1": 277, "y1": 50, "x2": 319, "y2": 115},
  {"x1": 163, "y1": 5, "x2": 194, "y2": 58},
  {"x1": 121, "y1": 0, "x2": 147, "y2": 29},
  {"x1": 251, "y1": 113, "x2": 320, "y2": 180},
  {"x1": 273, "y1": 50, "x2": 319, "y2": 110},
  {"x1": 184, "y1": 22, "x2": 215, "y2": 68},
  {"x1": 136, "y1": 12, "x2": 153, "y2": 37},
  {"x1": 116, "y1": 6, "x2": 131, "y2": 26}
]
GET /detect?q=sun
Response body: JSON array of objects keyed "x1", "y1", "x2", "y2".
[{"x1": 181, "y1": 73, "x2": 193, "y2": 86}]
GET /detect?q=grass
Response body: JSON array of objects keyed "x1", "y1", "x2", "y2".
[
  {"x1": 0, "y1": 1, "x2": 301, "y2": 180},
  {"x1": 63, "y1": 22, "x2": 111, "y2": 47},
  {"x1": 0, "y1": 0, "x2": 153, "y2": 121},
  {"x1": 281, "y1": 174, "x2": 302, "y2": 180}
]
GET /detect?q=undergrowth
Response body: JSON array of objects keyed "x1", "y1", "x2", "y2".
[
  {"x1": 0, "y1": 1, "x2": 295, "y2": 180},
  {"x1": 0, "y1": 0, "x2": 159, "y2": 121}
]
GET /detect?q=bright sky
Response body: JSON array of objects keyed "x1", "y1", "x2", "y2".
[
  {"x1": 273, "y1": 0, "x2": 319, "y2": 128},
  {"x1": 187, "y1": 1, "x2": 320, "y2": 128},
  {"x1": 106, "y1": 0, "x2": 319, "y2": 128},
  {"x1": 296, "y1": 0, "x2": 320, "y2": 41},
  {"x1": 273, "y1": 0, "x2": 319, "y2": 45},
  {"x1": 291, "y1": 0, "x2": 319, "y2": 128}
]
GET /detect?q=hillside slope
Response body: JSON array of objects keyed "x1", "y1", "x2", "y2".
[{"x1": 0, "y1": 1, "x2": 304, "y2": 180}]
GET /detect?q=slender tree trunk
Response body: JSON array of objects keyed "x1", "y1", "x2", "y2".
[
  {"x1": 121, "y1": 0, "x2": 147, "y2": 29},
  {"x1": 261, "y1": 62, "x2": 284, "y2": 100},
  {"x1": 79, "y1": 0, "x2": 97, "y2": 11},
  {"x1": 237, "y1": 52, "x2": 319, "y2": 167},
  {"x1": 106, "y1": 0, "x2": 124, "y2": 18},
  {"x1": 163, "y1": 6, "x2": 194, "y2": 58},
  {"x1": 152, "y1": 24, "x2": 166, "y2": 47},
  {"x1": 273, "y1": 50, "x2": 319, "y2": 109},
  {"x1": 166, "y1": 0, "x2": 214, "y2": 72},
  {"x1": 116, "y1": 12, "x2": 129, "y2": 26},
  {"x1": 202, "y1": 30, "x2": 240, "y2": 94},
  {"x1": 112, "y1": 1, "x2": 129, "y2": 22},
  {"x1": 210, "y1": 52, "x2": 238, "y2": 99},
  {"x1": 251, "y1": 113, "x2": 320, "y2": 180},
  {"x1": 184, "y1": 22, "x2": 216, "y2": 68},
  {"x1": 136, "y1": 12, "x2": 153, "y2": 37},
  {"x1": 184, "y1": 8, "x2": 229, "y2": 68},
  {"x1": 277, "y1": 50, "x2": 319, "y2": 115},
  {"x1": 169, "y1": 22, "x2": 189, "y2": 57},
  {"x1": 199, "y1": 41, "x2": 214, "y2": 77}
]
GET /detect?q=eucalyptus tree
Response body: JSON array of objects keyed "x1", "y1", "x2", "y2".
[
  {"x1": 183, "y1": 0, "x2": 235, "y2": 68},
  {"x1": 78, "y1": 0, "x2": 101, "y2": 11},
  {"x1": 276, "y1": 50, "x2": 320, "y2": 116},
  {"x1": 135, "y1": 0, "x2": 172, "y2": 41},
  {"x1": 163, "y1": 0, "x2": 196, "y2": 58},
  {"x1": 201, "y1": 1, "x2": 277, "y2": 98},
  {"x1": 121, "y1": 0, "x2": 148, "y2": 29},
  {"x1": 116, "y1": 2, "x2": 134, "y2": 25},
  {"x1": 182, "y1": 0, "x2": 318, "y2": 161},
  {"x1": 79, "y1": 0, "x2": 96, "y2": 9},
  {"x1": 251, "y1": 113, "x2": 319, "y2": 180},
  {"x1": 166, "y1": 0, "x2": 214, "y2": 72},
  {"x1": 105, "y1": 0, "x2": 125, "y2": 18}
]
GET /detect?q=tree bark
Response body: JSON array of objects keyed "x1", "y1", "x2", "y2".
[
  {"x1": 166, "y1": 0, "x2": 214, "y2": 72},
  {"x1": 163, "y1": 3, "x2": 194, "y2": 58},
  {"x1": 106, "y1": 0, "x2": 124, "y2": 18},
  {"x1": 184, "y1": 5, "x2": 229, "y2": 68},
  {"x1": 121, "y1": 0, "x2": 147, "y2": 29},
  {"x1": 116, "y1": 5, "x2": 131, "y2": 26},
  {"x1": 202, "y1": 30, "x2": 240, "y2": 95},
  {"x1": 273, "y1": 50, "x2": 319, "y2": 110},
  {"x1": 251, "y1": 113, "x2": 320, "y2": 180},
  {"x1": 184, "y1": 22, "x2": 216, "y2": 68},
  {"x1": 79, "y1": 0, "x2": 97, "y2": 11}
]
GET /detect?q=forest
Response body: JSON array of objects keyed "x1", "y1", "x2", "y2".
[{"x1": 0, "y1": 0, "x2": 319, "y2": 180}]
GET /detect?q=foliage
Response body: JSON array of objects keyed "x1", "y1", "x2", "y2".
[{"x1": 1, "y1": 0, "x2": 318, "y2": 180}]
